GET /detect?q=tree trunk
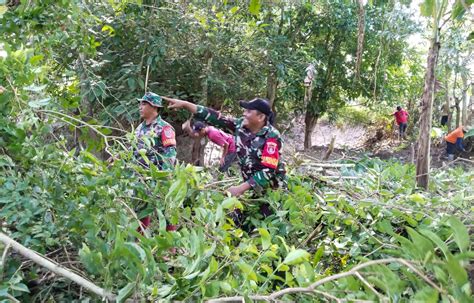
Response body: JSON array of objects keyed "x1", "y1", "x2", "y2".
[
  {"x1": 192, "y1": 50, "x2": 213, "y2": 165},
  {"x1": 416, "y1": 41, "x2": 440, "y2": 190},
  {"x1": 191, "y1": 137, "x2": 206, "y2": 166},
  {"x1": 266, "y1": 66, "x2": 278, "y2": 112},
  {"x1": 304, "y1": 111, "x2": 318, "y2": 150},
  {"x1": 303, "y1": 76, "x2": 315, "y2": 150},
  {"x1": 454, "y1": 99, "x2": 461, "y2": 127},
  {"x1": 355, "y1": 0, "x2": 365, "y2": 81},
  {"x1": 470, "y1": 84, "x2": 474, "y2": 121},
  {"x1": 461, "y1": 75, "x2": 468, "y2": 125},
  {"x1": 444, "y1": 67, "x2": 452, "y2": 131}
]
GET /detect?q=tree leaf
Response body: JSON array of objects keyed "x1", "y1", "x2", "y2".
[
  {"x1": 249, "y1": 0, "x2": 261, "y2": 16},
  {"x1": 406, "y1": 227, "x2": 434, "y2": 258},
  {"x1": 419, "y1": 0, "x2": 435, "y2": 17},
  {"x1": 116, "y1": 282, "x2": 135, "y2": 303},
  {"x1": 283, "y1": 249, "x2": 310, "y2": 265},
  {"x1": 237, "y1": 262, "x2": 257, "y2": 281},
  {"x1": 24, "y1": 84, "x2": 47, "y2": 92},
  {"x1": 28, "y1": 98, "x2": 51, "y2": 108},
  {"x1": 258, "y1": 228, "x2": 271, "y2": 250},
  {"x1": 409, "y1": 193, "x2": 426, "y2": 204},
  {"x1": 447, "y1": 216, "x2": 469, "y2": 252},
  {"x1": 447, "y1": 255, "x2": 468, "y2": 286},
  {"x1": 312, "y1": 246, "x2": 324, "y2": 265},
  {"x1": 10, "y1": 283, "x2": 29, "y2": 293},
  {"x1": 464, "y1": 128, "x2": 474, "y2": 139},
  {"x1": 419, "y1": 229, "x2": 450, "y2": 259},
  {"x1": 413, "y1": 286, "x2": 439, "y2": 303}
]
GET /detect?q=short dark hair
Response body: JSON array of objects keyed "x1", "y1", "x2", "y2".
[
  {"x1": 396, "y1": 106, "x2": 402, "y2": 111},
  {"x1": 192, "y1": 121, "x2": 206, "y2": 132}
]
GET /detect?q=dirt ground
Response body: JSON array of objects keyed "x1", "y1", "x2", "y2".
[
  {"x1": 282, "y1": 116, "x2": 473, "y2": 168},
  {"x1": 177, "y1": 115, "x2": 473, "y2": 169}
]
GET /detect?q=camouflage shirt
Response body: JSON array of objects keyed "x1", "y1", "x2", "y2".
[
  {"x1": 134, "y1": 116, "x2": 177, "y2": 170},
  {"x1": 195, "y1": 105, "x2": 286, "y2": 193}
]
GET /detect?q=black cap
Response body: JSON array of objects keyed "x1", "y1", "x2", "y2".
[
  {"x1": 239, "y1": 98, "x2": 272, "y2": 116},
  {"x1": 192, "y1": 121, "x2": 206, "y2": 132}
]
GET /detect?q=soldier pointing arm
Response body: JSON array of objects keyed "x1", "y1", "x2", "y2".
[{"x1": 163, "y1": 96, "x2": 286, "y2": 198}]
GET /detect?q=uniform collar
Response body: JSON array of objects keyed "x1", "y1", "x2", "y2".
[
  {"x1": 237, "y1": 118, "x2": 271, "y2": 136},
  {"x1": 255, "y1": 123, "x2": 271, "y2": 136},
  {"x1": 144, "y1": 115, "x2": 161, "y2": 127}
]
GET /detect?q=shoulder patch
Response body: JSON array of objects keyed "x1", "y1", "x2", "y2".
[
  {"x1": 261, "y1": 138, "x2": 279, "y2": 169},
  {"x1": 161, "y1": 125, "x2": 176, "y2": 147}
]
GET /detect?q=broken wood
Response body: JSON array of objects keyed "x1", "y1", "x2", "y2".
[
  {"x1": 303, "y1": 163, "x2": 355, "y2": 168},
  {"x1": 0, "y1": 232, "x2": 116, "y2": 301}
]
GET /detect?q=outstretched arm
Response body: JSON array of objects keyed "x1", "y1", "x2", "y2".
[{"x1": 162, "y1": 96, "x2": 198, "y2": 113}]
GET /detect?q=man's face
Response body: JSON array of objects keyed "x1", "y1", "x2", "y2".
[
  {"x1": 242, "y1": 109, "x2": 265, "y2": 128},
  {"x1": 139, "y1": 101, "x2": 157, "y2": 119}
]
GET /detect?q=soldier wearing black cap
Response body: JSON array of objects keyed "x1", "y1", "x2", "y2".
[{"x1": 163, "y1": 96, "x2": 286, "y2": 198}]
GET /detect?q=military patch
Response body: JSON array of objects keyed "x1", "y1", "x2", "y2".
[
  {"x1": 261, "y1": 138, "x2": 279, "y2": 169},
  {"x1": 161, "y1": 126, "x2": 176, "y2": 147}
]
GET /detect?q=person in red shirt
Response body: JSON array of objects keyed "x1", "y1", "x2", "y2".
[
  {"x1": 393, "y1": 106, "x2": 409, "y2": 140},
  {"x1": 192, "y1": 121, "x2": 237, "y2": 173}
]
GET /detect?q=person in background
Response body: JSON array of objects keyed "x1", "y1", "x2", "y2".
[
  {"x1": 445, "y1": 125, "x2": 467, "y2": 161},
  {"x1": 134, "y1": 92, "x2": 177, "y2": 233},
  {"x1": 192, "y1": 121, "x2": 237, "y2": 173},
  {"x1": 392, "y1": 106, "x2": 409, "y2": 140}
]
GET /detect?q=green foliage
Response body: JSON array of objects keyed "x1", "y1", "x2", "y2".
[
  {"x1": 0, "y1": 108, "x2": 473, "y2": 301},
  {"x1": 331, "y1": 105, "x2": 376, "y2": 126},
  {"x1": 0, "y1": 1, "x2": 473, "y2": 302}
]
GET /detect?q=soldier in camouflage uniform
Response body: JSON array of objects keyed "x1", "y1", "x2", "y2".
[
  {"x1": 163, "y1": 96, "x2": 286, "y2": 200},
  {"x1": 135, "y1": 92, "x2": 177, "y2": 170},
  {"x1": 134, "y1": 92, "x2": 177, "y2": 232}
]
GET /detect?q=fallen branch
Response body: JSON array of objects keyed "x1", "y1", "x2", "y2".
[
  {"x1": 0, "y1": 232, "x2": 116, "y2": 301},
  {"x1": 304, "y1": 163, "x2": 355, "y2": 168},
  {"x1": 206, "y1": 177, "x2": 240, "y2": 188},
  {"x1": 205, "y1": 258, "x2": 444, "y2": 302}
]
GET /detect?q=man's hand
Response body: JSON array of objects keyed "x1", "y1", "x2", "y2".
[
  {"x1": 162, "y1": 96, "x2": 197, "y2": 113},
  {"x1": 162, "y1": 96, "x2": 185, "y2": 109},
  {"x1": 0, "y1": 86, "x2": 5, "y2": 94},
  {"x1": 219, "y1": 157, "x2": 225, "y2": 166},
  {"x1": 228, "y1": 182, "x2": 251, "y2": 197}
]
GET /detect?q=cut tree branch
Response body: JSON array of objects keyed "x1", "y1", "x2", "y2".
[
  {"x1": 0, "y1": 232, "x2": 116, "y2": 301},
  {"x1": 206, "y1": 258, "x2": 444, "y2": 302}
]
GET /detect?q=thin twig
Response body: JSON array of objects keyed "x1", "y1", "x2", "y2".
[
  {"x1": 396, "y1": 259, "x2": 443, "y2": 293},
  {"x1": 116, "y1": 198, "x2": 149, "y2": 238},
  {"x1": 354, "y1": 271, "x2": 386, "y2": 302},
  {"x1": 298, "y1": 223, "x2": 323, "y2": 248},
  {"x1": 1, "y1": 242, "x2": 11, "y2": 267}
]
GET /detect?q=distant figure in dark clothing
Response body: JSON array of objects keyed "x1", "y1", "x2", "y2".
[{"x1": 440, "y1": 103, "x2": 449, "y2": 126}]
